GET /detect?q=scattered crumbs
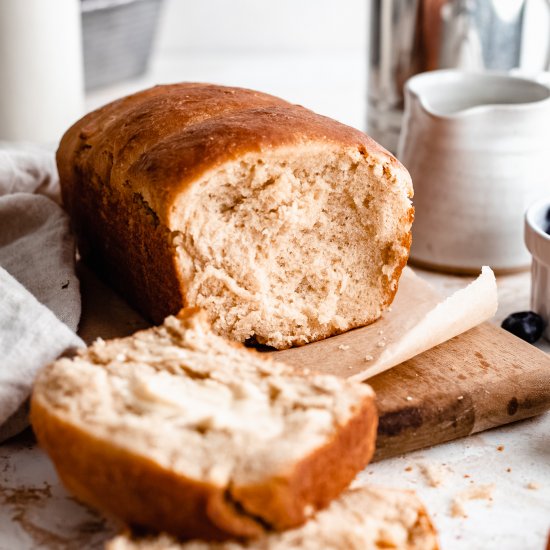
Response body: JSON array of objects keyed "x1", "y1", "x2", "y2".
[
  {"x1": 485, "y1": 390, "x2": 490, "y2": 394},
  {"x1": 302, "y1": 368, "x2": 311, "y2": 375},
  {"x1": 377, "y1": 341, "x2": 386, "y2": 348},
  {"x1": 348, "y1": 366, "x2": 353, "y2": 369},
  {"x1": 450, "y1": 499, "x2": 467, "y2": 518},
  {"x1": 450, "y1": 484, "x2": 495, "y2": 518},
  {"x1": 418, "y1": 462, "x2": 445, "y2": 488},
  {"x1": 404, "y1": 466, "x2": 413, "y2": 472},
  {"x1": 497, "y1": 445, "x2": 504, "y2": 452},
  {"x1": 527, "y1": 482, "x2": 539, "y2": 490},
  {"x1": 463, "y1": 474, "x2": 470, "y2": 478},
  {"x1": 387, "y1": 307, "x2": 393, "y2": 312},
  {"x1": 338, "y1": 344, "x2": 350, "y2": 351},
  {"x1": 506, "y1": 468, "x2": 512, "y2": 473},
  {"x1": 365, "y1": 354, "x2": 374, "y2": 361},
  {"x1": 115, "y1": 353, "x2": 126, "y2": 362},
  {"x1": 457, "y1": 395, "x2": 464, "y2": 400},
  {"x1": 406, "y1": 396, "x2": 413, "y2": 401},
  {"x1": 378, "y1": 329, "x2": 384, "y2": 335}
]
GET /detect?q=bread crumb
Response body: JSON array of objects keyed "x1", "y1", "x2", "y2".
[
  {"x1": 302, "y1": 368, "x2": 311, "y2": 375},
  {"x1": 527, "y1": 482, "x2": 539, "y2": 490},
  {"x1": 497, "y1": 445, "x2": 504, "y2": 452},
  {"x1": 450, "y1": 483, "x2": 495, "y2": 518},
  {"x1": 337, "y1": 344, "x2": 350, "y2": 351},
  {"x1": 115, "y1": 353, "x2": 127, "y2": 362},
  {"x1": 418, "y1": 462, "x2": 445, "y2": 488},
  {"x1": 365, "y1": 355, "x2": 373, "y2": 361},
  {"x1": 463, "y1": 474, "x2": 470, "y2": 478},
  {"x1": 303, "y1": 504, "x2": 314, "y2": 517},
  {"x1": 387, "y1": 307, "x2": 393, "y2": 312},
  {"x1": 378, "y1": 329, "x2": 384, "y2": 335},
  {"x1": 506, "y1": 468, "x2": 512, "y2": 473},
  {"x1": 450, "y1": 499, "x2": 467, "y2": 518},
  {"x1": 377, "y1": 341, "x2": 386, "y2": 348},
  {"x1": 457, "y1": 395, "x2": 464, "y2": 400},
  {"x1": 404, "y1": 466, "x2": 413, "y2": 472},
  {"x1": 406, "y1": 396, "x2": 413, "y2": 401}
]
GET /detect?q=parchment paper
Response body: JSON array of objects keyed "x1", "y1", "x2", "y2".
[
  {"x1": 78, "y1": 264, "x2": 498, "y2": 381},
  {"x1": 276, "y1": 266, "x2": 498, "y2": 380}
]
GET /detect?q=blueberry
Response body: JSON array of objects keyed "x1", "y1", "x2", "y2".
[{"x1": 501, "y1": 311, "x2": 545, "y2": 344}]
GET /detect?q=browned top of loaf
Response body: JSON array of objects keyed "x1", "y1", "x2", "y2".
[{"x1": 57, "y1": 82, "x2": 405, "y2": 224}]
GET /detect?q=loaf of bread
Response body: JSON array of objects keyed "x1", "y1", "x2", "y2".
[
  {"x1": 57, "y1": 83, "x2": 413, "y2": 349},
  {"x1": 106, "y1": 486, "x2": 439, "y2": 550},
  {"x1": 31, "y1": 308, "x2": 377, "y2": 541}
]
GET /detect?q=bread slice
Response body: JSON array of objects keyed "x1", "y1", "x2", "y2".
[
  {"x1": 31, "y1": 308, "x2": 377, "y2": 541},
  {"x1": 106, "y1": 486, "x2": 439, "y2": 550},
  {"x1": 57, "y1": 83, "x2": 413, "y2": 349}
]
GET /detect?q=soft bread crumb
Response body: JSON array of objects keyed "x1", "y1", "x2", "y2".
[{"x1": 175, "y1": 147, "x2": 413, "y2": 349}]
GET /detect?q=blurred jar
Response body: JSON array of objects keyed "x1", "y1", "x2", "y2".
[{"x1": 0, "y1": 0, "x2": 84, "y2": 144}]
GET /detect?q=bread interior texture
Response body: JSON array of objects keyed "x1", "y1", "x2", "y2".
[{"x1": 172, "y1": 145, "x2": 412, "y2": 349}]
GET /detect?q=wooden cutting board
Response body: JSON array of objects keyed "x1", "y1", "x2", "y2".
[
  {"x1": 278, "y1": 321, "x2": 550, "y2": 461},
  {"x1": 78, "y1": 263, "x2": 550, "y2": 462}
]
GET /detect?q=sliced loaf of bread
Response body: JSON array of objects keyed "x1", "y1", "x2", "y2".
[
  {"x1": 106, "y1": 486, "x2": 439, "y2": 550},
  {"x1": 57, "y1": 83, "x2": 413, "y2": 349},
  {"x1": 31, "y1": 308, "x2": 377, "y2": 541}
]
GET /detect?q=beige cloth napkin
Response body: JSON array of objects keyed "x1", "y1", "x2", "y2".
[{"x1": 0, "y1": 145, "x2": 83, "y2": 442}]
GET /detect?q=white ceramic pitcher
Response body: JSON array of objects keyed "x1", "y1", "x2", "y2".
[{"x1": 398, "y1": 70, "x2": 550, "y2": 273}]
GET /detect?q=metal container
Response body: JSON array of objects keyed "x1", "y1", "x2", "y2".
[
  {"x1": 368, "y1": 0, "x2": 550, "y2": 152},
  {"x1": 82, "y1": 0, "x2": 163, "y2": 90}
]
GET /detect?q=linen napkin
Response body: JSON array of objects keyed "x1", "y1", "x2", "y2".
[{"x1": 0, "y1": 145, "x2": 83, "y2": 442}]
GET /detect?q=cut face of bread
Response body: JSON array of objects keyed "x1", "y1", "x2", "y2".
[
  {"x1": 31, "y1": 308, "x2": 377, "y2": 541},
  {"x1": 106, "y1": 486, "x2": 439, "y2": 550},
  {"x1": 173, "y1": 145, "x2": 412, "y2": 349},
  {"x1": 57, "y1": 83, "x2": 413, "y2": 349}
]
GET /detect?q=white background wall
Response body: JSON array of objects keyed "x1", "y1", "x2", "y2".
[
  {"x1": 155, "y1": 0, "x2": 368, "y2": 54},
  {"x1": 100, "y1": 0, "x2": 370, "y2": 130}
]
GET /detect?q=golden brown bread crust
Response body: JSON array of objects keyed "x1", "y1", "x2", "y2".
[
  {"x1": 30, "y1": 381, "x2": 377, "y2": 541},
  {"x1": 57, "y1": 83, "x2": 412, "y2": 327}
]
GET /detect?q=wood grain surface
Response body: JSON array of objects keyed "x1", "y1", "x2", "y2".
[{"x1": 369, "y1": 322, "x2": 550, "y2": 460}]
